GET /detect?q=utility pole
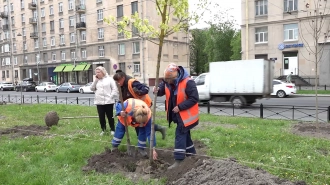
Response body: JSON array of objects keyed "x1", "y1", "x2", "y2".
[
  {"x1": 74, "y1": 0, "x2": 80, "y2": 83},
  {"x1": 140, "y1": 0, "x2": 145, "y2": 83},
  {"x1": 36, "y1": 0, "x2": 41, "y2": 84},
  {"x1": 6, "y1": 0, "x2": 15, "y2": 83}
]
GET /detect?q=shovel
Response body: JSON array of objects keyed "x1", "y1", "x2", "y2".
[{"x1": 116, "y1": 83, "x2": 135, "y2": 157}]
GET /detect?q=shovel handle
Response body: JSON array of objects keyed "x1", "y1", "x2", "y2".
[{"x1": 61, "y1": 116, "x2": 99, "y2": 119}]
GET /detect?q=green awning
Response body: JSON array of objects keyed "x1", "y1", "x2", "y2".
[
  {"x1": 73, "y1": 65, "x2": 87, "y2": 71},
  {"x1": 83, "y1": 64, "x2": 91, "y2": 71},
  {"x1": 63, "y1": 65, "x2": 75, "y2": 72},
  {"x1": 53, "y1": 66, "x2": 65, "y2": 72}
]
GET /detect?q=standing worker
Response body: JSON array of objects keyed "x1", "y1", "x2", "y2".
[
  {"x1": 154, "y1": 63, "x2": 199, "y2": 169},
  {"x1": 90, "y1": 66, "x2": 118, "y2": 136},
  {"x1": 113, "y1": 70, "x2": 167, "y2": 139},
  {"x1": 286, "y1": 72, "x2": 293, "y2": 83},
  {"x1": 112, "y1": 98, "x2": 158, "y2": 160}
]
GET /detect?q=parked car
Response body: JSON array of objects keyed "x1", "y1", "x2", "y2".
[
  {"x1": 79, "y1": 82, "x2": 94, "y2": 94},
  {"x1": 16, "y1": 80, "x2": 37, "y2": 92},
  {"x1": 271, "y1": 79, "x2": 297, "y2": 98},
  {"x1": 56, "y1": 82, "x2": 81, "y2": 93},
  {"x1": 35, "y1": 82, "x2": 57, "y2": 92},
  {"x1": 0, "y1": 82, "x2": 14, "y2": 91}
]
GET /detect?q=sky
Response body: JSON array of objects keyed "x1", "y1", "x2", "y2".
[{"x1": 189, "y1": 0, "x2": 242, "y2": 29}]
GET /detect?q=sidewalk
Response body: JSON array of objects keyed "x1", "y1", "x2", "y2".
[{"x1": 293, "y1": 94, "x2": 330, "y2": 97}]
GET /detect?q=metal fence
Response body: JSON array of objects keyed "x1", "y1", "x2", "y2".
[{"x1": 1, "y1": 95, "x2": 329, "y2": 123}]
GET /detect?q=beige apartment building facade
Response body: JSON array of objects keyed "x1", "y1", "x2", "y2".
[
  {"x1": 241, "y1": 0, "x2": 330, "y2": 85},
  {"x1": 0, "y1": 0, "x2": 189, "y2": 85}
]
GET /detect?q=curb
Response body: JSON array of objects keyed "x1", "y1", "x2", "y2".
[{"x1": 293, "y1": 94, "x2": 330, "y2": 97}]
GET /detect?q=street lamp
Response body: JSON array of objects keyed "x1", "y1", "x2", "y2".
[{"x1": 16, "y1": 33, "x2": 23, "y2": 104}]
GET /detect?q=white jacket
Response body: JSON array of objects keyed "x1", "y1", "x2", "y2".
[{"x1": 90, "y1": 75, "x2": 118, "y2": 105}]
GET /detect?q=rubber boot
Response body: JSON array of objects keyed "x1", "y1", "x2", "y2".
[
  {"x1": 155, "y1": 125, "x2": 167, "y2": 140},
  {"x1": 138, "y1": 148, "x2": 147, "y2": 157},
  {"x1": 167, "y1": 160, "x2": 183, "y2": 170}
]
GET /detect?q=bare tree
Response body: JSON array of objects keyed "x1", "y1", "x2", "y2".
[{"x1": 298, "y1": 1, "x2": 330, "y2": 125}]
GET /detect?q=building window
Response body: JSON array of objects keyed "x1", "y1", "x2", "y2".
[
  {"x1": 34, "y1": 39, "x2": 39, "y2": 48},
  {"x1": 2, "y1": 71, "x2": 5, "y2": 78},
  {"x1": 21, "y1": 14, "x2": 25, "y2": 23},
  {"x1": 81, "y1": 49, "x2": 87, "y2": 58},
  {"x1": 41, "y1": 8, "x2": 45, "y2": 17},
  {"x1": 69, "y1": 16, "x2": 75, "y2": 26},
  {"x1": 118, "y1": 43, "x2": 125, "y2": 55},
  {"x1": 81, "y1": 31, "x2": 86, "y2": 41},
  {"x1": 97, "y1": 9, "x2": 103, "y2": 21},
  {"x1": 43, "y1": 38, "x2": 47, "y2": 47},
  {"x1": 11, "y1": 17, "x2": 15, "y2": 26},
  {"x1": 59, "y1": 18, "x2": 64, "y2": 28},
  {"x1": 133, "y1": 42, "x2": 140, "y2": 54},
  {"x1": 52, "y1": 52, "x2": 56, "y2": 61},
  {"x1": 42, "y1": 23, "x2": 46, "y2": 32},
  {"x1": 132, "y1": 25, "x2": 139, "y2": 35},
  {"x1": 98, "y1": 46, "x2": 105, "y2": 57},
  {"x1": 117, "y1": 5, "x2": 123, "y2": 18},
  {"x1": 97, "y1": 0, "x2": 102, "y2": 3},
  {"x1": 98, "y1": 28, "x2": 104, "y2": 39},
  {"x1": 61, "y1": 51, "x2": 66, "y2": 60},
  {"x1": 24, "y1": 55, "x2": 28, "y2": 63},
  {"x1": 23, "y1": 42, "x2": 27, "y2": 50},
  {"x1": 255, "y1": 27, "x2": 268, "y2": 43},
  {"x1": 21, "y1": 0, "x2": 25, "y2": 9},
  {"x1": 14, "y1": 57, "x2": 17, "y2": 65},
  {"x1": 131, "y1": 1, "x2": 138, "y2": 14},
  {"x1": 10, "y1": 3, "x2": 13, "y2": 12},
  {"x1": 255, "y1": 0, "x2": 267, "y2": 16},
  {"x1": 6, "y1": 70, "x2": 9, "y2": 78},
  {"x1": 22, "y1": 28, "x2": 26, "y2": 36},
  {"x1": 68, "y1": 0, "x2": 74, "y2": 10},
  {"x1": 35, "y1": 54, "x2": 40, "y2": 63},
  {"x1": 80, "y1": 14, "x2": 86, "y2": 22},
  {"x1": 60, "y1": 34, "x2": 65, "y2": 45},
  {"x1": 51, "y1": 36, "x2": 55, "y2": 46},
  {"x1": 43, "y1": 53, "x2": 48, "y2": 62},
  {"x1": 13, "y1": 43, "x2": 16, "y2": 52},
  {"x1": 12, "y1": 30, "x2": 16, "y2": 39},
  {"x1": 71, "y1": 50, "x2": 76, "y2": 59},
  {"x1": 15, "y1": 70, "x2": 18, "y2": 78},
  {"x1": 133, "y1": 62, "x2": 140, "y2": 73},
  {"x1": 70, "y1": 33, "x2": 75, "y2": 43},
  {"x1": 119, "y1": 63, "x2": 125, "y2": 73},
  {"x1": 284, "y1": 23, "x2": 298, "y2": 41},
  {"x1": 49, "y1": 5, "x2": 54, "y2": 15},
  {"x1": 284, "y1": 0, "x2": 297, "y2": 12},
  {"x1": 50, "y1": 21, "x2": 54, "y2": 31},
  {"x1": 59, "y1": 3, "x2": 63, "y2": 13}
]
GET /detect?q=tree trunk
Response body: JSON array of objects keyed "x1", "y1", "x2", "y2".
[{"x1": 315, "y1": 16, "x2": 319, "y2": 127}]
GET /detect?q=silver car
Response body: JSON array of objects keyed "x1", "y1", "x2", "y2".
[
  {"x1": 56, "y1": 82, "x2": 81, "y2": 93},
  {"x1": 0, "y1": 82, "x2": 14, "y2": 91},
  {"x1": 35, "y1": 82, "x2": 57, "y2": 92}
]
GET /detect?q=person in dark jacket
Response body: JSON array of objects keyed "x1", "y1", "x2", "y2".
[
  {"x1": 113, "y1": 70, "x2": 167, "y2": 139},
  {"x1": 154, "y1": 63, "x2": 199, "y2": 169}
]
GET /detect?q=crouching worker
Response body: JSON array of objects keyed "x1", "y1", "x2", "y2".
[{"x1": 111, "y1": 98, "x2": 158, "y2": 160}]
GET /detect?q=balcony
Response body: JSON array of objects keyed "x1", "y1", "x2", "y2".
[
  {"x1": 2, "y1": 24, "x2": 9, "y2": 30},
  {"x1": 28, "y1": 2, "x2": 37, "y2": 10},
  {"x1": 29, "y1": 17, "x2": 38, "y2": 24},
  {"x1": 76, "y1": 4, "x2": 86, "y2": 13},
  {"x1": 0, "y1": 11, "x2": 8, "y2": 18},
  {"x1": 76, "y1": 22, "x2": 86, "y2": 30},
  {"x1": 30, "y1": 32, "x2": 38, "y2": 38}
]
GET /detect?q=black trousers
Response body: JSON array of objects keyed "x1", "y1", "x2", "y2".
[{"x1": 96, "y1": 104, "x2": 115, "y2": 131}]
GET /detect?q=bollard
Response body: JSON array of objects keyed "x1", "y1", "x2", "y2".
[
  {"x1": 328, "y1": 106, "x2": 330, "y2": 123},
  {"x1": 207, "y1": 101, "x2": 210, "y2": 114},
  {"x1": 260, "y1": 104, "x2": 263, "y2": 119},
  {"x1": 55, "y1": 96, "x2": 57, "y2": 104},
  {"x1": 37, "y1": 95, "x2": 39, "y2": 104}
]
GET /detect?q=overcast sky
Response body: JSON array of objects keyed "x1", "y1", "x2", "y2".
[{"x1": 189, "y1": 0, "x2": 241, "y2": 29}]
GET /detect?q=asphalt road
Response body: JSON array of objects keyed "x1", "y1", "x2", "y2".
[{"x1": 0, "y1": 90, "x2": 329, "y2": 122}]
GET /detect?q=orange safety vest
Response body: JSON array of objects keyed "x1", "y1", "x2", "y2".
[
  {"x1": 117, "y1": 98, "x2": 152, "y2": 128},
  {"x1": 128, "y1": 79, "x2": 152, "y2": 107},
  {"x1": 165, "y1": 78, "x2": 199, "y2": 127}
]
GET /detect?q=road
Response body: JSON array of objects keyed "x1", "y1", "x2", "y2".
[{"x1": 0, "y1": 90, "x2": 329, "y2": 122}]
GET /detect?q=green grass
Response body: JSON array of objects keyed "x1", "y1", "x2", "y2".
[
  {"x1": 297, "y1": 90, "x2": 330, "y2": 94},
  {"x1": 1, "y1": 104, "x2": 330, "y2": 184}
]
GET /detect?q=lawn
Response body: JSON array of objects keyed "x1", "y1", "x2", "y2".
[
  {"x1": 0, "y1": 104, "x2": 329, "y2": 184},
  {"x1": 297, "y1": 90, "x2": 330, "y2": 94}
]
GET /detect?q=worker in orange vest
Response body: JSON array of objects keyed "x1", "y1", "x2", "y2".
[
  {"x1": 113, "y1": 70, "x2": 167, "y2": 139},
  {"x1": 112, "y1": 98, "x2": 158, "y2": 159},
  {"x1": 154, "y1": 63, "x2": 199, "y2": 169}
]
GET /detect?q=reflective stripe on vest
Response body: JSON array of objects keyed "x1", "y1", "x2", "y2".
[
  {"x1": 117, "y1": 98, "x2": 151, "y2": 128},
  {"x1": 165, "y1": 78, "x2": 199, "y2": 127},
  {"x1": 127, "y1": 79, "x2": 152, "y2": 107}
]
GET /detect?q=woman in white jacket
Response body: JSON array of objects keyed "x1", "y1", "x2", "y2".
[{"x1": 90, "y1": 66, "x2": 119, "y2": 135}]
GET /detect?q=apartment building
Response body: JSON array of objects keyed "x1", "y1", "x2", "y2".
[
  {"x1": 241, "y1": 0, "x2": 330, "y2": 85},
  {"x1": 0, "y1": 0, "x2": 189, "y2": 85}
]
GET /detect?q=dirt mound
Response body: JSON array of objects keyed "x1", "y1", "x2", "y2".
[
  {"x1": 0, "y1": 125, "x2": 49, "y2": 138},
  {"x1": 82, "y1": 142, "x2": 304, "y2": 185},
  {"x1": 292, "y1": 122, "x2": 330, "y2": 140}
]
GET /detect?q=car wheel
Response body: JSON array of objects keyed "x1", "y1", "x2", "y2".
[
  {"x1": 44, "y1": 89, "x2": 47, "y2": 93},
  {"x1": 67, "y1": 89, "x2": 70, "y2": 93},
  {"x1": 0, "y1": 87, "x2": 3, "y2": 91},
  {"x1": 231, "y1": 96, "x2": 246, "y2": 109},
  {"x1": 35, "y1": 88, "x2": 38, "y2": 92},
  {"x1": 276, "y1": 90, "x2": 286, "y2": 98},
  {"x1": 23, "y1": 88, "x2": 27, "y2": 92},
  {"x1": 80, "y1": 89, "x2": 84, "y2": 94},
  {"x1": 56, "y1": 89, "x2": 59, "y2": 93}
]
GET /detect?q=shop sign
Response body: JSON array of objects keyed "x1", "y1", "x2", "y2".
[
  {"x1": 278, "y1": 43, "x2": 304, "y2": 50},
  {"x1": 92, "y1": 61, "x2": 105, "y2": 64},
  {"x1": 79, "y1": 62, "x2": 88, "y2": 65}
]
